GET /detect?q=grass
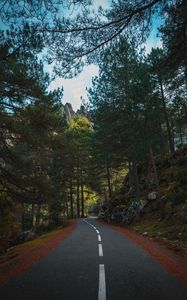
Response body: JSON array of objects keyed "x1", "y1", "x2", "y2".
[{"x1": 131, "y1": 217, "x2": 187, "y2": 257}]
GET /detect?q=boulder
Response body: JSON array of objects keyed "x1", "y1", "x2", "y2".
[{"x1": 147, "y1": 191, "x2": 157, "y2": 200}]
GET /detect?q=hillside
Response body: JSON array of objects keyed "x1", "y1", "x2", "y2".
[{"x1": 99, "y1": 146, "x2": 187, "y2": 256}]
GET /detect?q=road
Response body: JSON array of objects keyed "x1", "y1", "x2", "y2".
[{"x1": 1, "y1": 217, "x2": 187, "y2": 300}]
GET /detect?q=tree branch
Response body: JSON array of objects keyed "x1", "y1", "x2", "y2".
[{"x1": 44, "y1": 0, "x2": 162, "y2": 34}]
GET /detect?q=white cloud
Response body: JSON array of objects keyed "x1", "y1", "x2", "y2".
[
  {"x1": 48, "y1": 64, "x2": 99, "y2": 110},
  {"x1": 144, "y1": 37, "x2": 163, "y2": 54},
  {"x1": 93, "y1": 0, "x2": 110, "y2": 9},
  {"x1": 155, "y1": 39, "x2": 163, "y2": 49}
]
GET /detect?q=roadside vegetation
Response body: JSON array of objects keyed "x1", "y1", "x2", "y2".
[{"x1": 0, "y1": 0, "x2": 187, "y2": 254}]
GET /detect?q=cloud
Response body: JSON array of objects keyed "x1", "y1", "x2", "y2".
[
  {"x1": 93, "y1": 0, "x2": 110, "y2": 9},
  {"x1": 144, "y1": 37, "x2": 163, "y2": 54},
  {"x1": 48, "y1": 64, "x2": 99, "y2": 110}
]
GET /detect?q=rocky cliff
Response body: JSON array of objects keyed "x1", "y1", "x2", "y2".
[{"x1": 64, "y1": 103, "x2": 88, "y2": 121}]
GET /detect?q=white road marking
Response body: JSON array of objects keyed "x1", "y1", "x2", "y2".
[
  {"x1": 98, "y1": 244, "x2": 103, "y2": 256},
  {"x1": 83, "y1": 220, "x2": 102, "y2": 245},
  {"x1": 98, "y1": 264, "x2": 106, "y2": 300}
]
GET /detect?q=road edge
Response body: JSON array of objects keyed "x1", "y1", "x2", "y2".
[
  {"x1": 97, "y1": 220, "x2": 187, "y2": 284},
  {"x1": 0, "y1": 220, "x2": 77, "y2": 285}
]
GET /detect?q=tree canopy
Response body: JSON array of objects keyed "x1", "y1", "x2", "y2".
[{"x1": 0, "y1": 0, "x2": 185, "y2": 76}]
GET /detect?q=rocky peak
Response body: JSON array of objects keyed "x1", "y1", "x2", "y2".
[
  {"x1": 76, "y1": 105, "x2": 88, "y2": 118},
  {"x1": 64, "y1": 103, "x2": 75, "y2": 121}
]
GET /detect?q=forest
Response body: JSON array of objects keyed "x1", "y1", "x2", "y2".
[{"x1": 0, "y1": 0, "x2": 187, "y2": 254}]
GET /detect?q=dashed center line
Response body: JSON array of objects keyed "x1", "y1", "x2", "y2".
[
  {"x1": 83, "y1": 219, "x2": 106, "y2": 300},
  {"x1": 99, "y1": 243, "x2": 103, "y2": 256},
  {"x1": 98, "y1": 264, "x2": 106, "y2": 300}
]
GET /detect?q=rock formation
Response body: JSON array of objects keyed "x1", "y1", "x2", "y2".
[{"x1": 64, "y1": 103, "x2": 75, "y2": 121}]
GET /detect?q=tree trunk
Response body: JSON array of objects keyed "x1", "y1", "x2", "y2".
[
  {"x1": 149, "y1": 147, "x2": 165, "y2": 218},
  {"x1": 69, "y1": 178, "x2": 74, "y2": 218},
  {"x1": 81, "y1": 169, "x2": 84, "y2": 218},
  {"x1": 179, "y1": 124, "x2": 183, "y2": 145},
  {"x1": 35, "y1": 204, "x2": 41, "y2": 227},
  {"x1": 149, "y1": 147, "x2": 159, "y2": 189},
  {"x1": 22, "y1": 202, "x2": 25, "y2": 232},
  {"x1": 171, "y1": 119, "x2": 175, "y2": 149},
  {"x1": 128, "y1": 160, "x2": 133, "y2": 191},
  {"x1": 159, "y1": 78, "x2": 174, "y2": 153},
  {"x1": 103, "y1": 188, "x2": 108, "y2": 201},
  {"x1": 115, "y1": 171, "x2": 118, "y2": 191},
  {"x1": 184, "y1": 63, "x2": 187, "y2": 115},
  {"x1": 76, "y1": 166, "x2": 80, "y2": 218},
  {"x1": 185, "y1": 64, "x2": 187, "y2": 100},
  {"x1": 31, "y1": 203, "x2": 35, "y2": 228},
  {"x1": 132, "y1": 160, "x2": 139, "y2": 200},
  {"x1": 106, "y1": 162, "x2": 111, "y2": 198},
  {"x1": 176, "y1": 105, "x2": 183, "y2": 146},
  {"x1": 65, "y1": 191, "x2": 69, "y2": 218}
]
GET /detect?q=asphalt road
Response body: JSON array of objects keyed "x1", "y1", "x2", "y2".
[{"x1": 1, "y1": 217, "x2": 187, "y2": 300}]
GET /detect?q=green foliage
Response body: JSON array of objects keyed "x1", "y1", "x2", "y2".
[
  {"x1": 1, "y1": 0, "x2": 187, "y2": 251},
  {"x1": 0, "y1": 29, "x2": 67, "y2": 250},
  {"x1": 88, "y1": 39, "x2": 165, "y2": 198}
]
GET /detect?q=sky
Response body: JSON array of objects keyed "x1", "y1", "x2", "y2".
[
  {"x1": 48, "y1": 0, "x2": 109, "y2": 111},
  {"x1": 48, "y1": 64, "x2": 99, "y2": 110},
  {"x1": 0, "y1": 0, "x2": 163, "y2": 111},
  {"x1": 48, "y1": 1, "x2": 163, "y2": 111}
]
